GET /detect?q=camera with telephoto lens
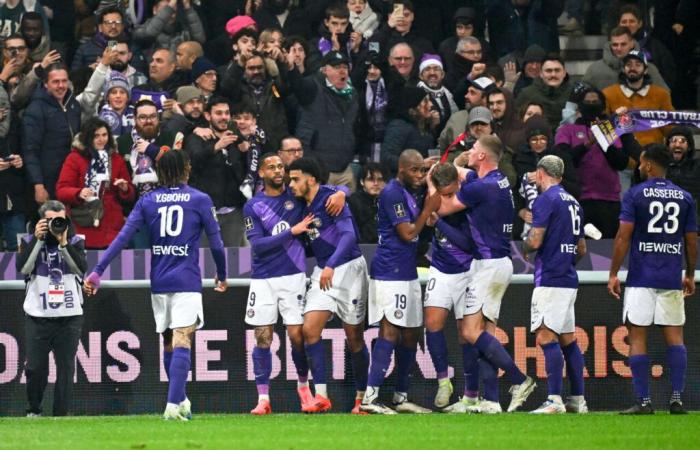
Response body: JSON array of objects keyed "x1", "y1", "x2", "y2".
[{"x1": 48, "y1": 217, "x2": 69, "y2": 235}]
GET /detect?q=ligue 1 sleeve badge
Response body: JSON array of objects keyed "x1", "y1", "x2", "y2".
[{"x1": 394, "y1": 203, "x2": 406, "y2": 218}]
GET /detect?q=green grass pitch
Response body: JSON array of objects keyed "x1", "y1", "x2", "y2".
[{"x1": 1, "y1": 413, "x2": 699, "y2": 449}]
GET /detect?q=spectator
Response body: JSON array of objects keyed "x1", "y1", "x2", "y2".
[
  {"x1": 416, "y1": 54, "x2": 457, "y2": 135},
  {"x1": 617, "y1": 4, "x2": 676, "y2": 89},
  {"x1": 368, "y1": 0, "x2": 433, "y2": 61},
  {"x1": 134, "y1": 48, "x2": 188, "y2": 99},
  {"x1": 582, "y1": 26, "x2": 668, "y2": 92},
  {"x1": 0, "y1": 34, "x2": 31, "y2": 95},
  {"x1": 162, "y1": 85, "x2": 206, "y2": 137},
  {"x1": 258, "y1": 27, "x2": 284, "y2": 55},
  {"x1": 217, "y1": 26, "x2": 258, "y2": 103},
  {"x1": 348, "y1": 161, "x2": 387, "y2": 243},
  {"x1": 381, "y1": 86, "x2": 437, "y2": 176},
  {"x1": 277, "y1": 134, "x2": 304, "y2": 168},
  {"x1": 73, "y1": 46, "x2": 123, "y2": 122},
  {"x1": 290, "y1": 50, "x2": 359, "y2": 191},
  {"x1": 502, "y1": 43, "x2": 545, "y2": 97},
  {"x1": 438, "y1": 7, "x2": 491, "y2": 72},
  {"x1": 22, "y1": 63, "x2": 80, "y2": 204},
  {"x1": 17, "y1": 200, "x2": 86, "y2": 417},
  {"x1": 132, "y1": 0, "x2": 206, "y2": 54},
  {"x1": 665, "y1": 127, "x2": 700, "y2": 222},
  {"x1": 190, "y1": 56, "x2": 217, "y2": 102},
  {"x1": 233, "y1": 101, "x2": 273, "y2": 199},
  {"x1": 437, "y1": 76, "x2": 495, "y2": 153},
  {"x1": 387, "y1": 42, "x2": 417, "y2": 85},
  {"x1": 519, "y1": 101, "x2": 544, "y2": 123},
  {"x1": 603, "y1": 50, "x2": 674, "y2": 147},
  {"x1": 227, "y1": 52, "x2": 288, "y2": 150},
  {"x1": 484, "y1": 0, "x2": 562, "y2": 58},
  {"x1": 252, "y1": 0, "x2": 311, "y2": 39},
  {"x1": 488, "y1": 87, "x2": 526, "y2": 151},
  {"x1": 71, "y1": 6, "x2": 125, "y2": 71},
  {"x1": 307, "y1": 4, "x2": 362, "y2": 73},
  {"x1": 444, "y1": 36, "x2": 485, "y2": 95},
  {"x1": 175, "y1": 40, "x2": 204, "y2": 71},
  {"x1": 515, "y1": 55, "x2": 573, "y2": 129},
  {"x1": 184, "y1": 97, "x2": 247, "y2": 247},
  {"x1": 98, "y1": 71, "x2": 134, "y2": 138},
  {"x1": 348, "y1": 0, "x2": 379, "y2": 40},
  {"x1": 0, "y1": 131, "x2": 25, "y2": 251},
  {"x1": 353, "y1": 51, "x2": 388, "y2": 163},
  {"x1": 108, "y1": 38, "x2": 148, "y2": 89},
  {"x1": 20, "y1": 12, "x2": 49, "y2": 63},
  {"x1": 555, "y1": 86, "x2": 629, "y2": 238},
  {"x1": 513, "y1": 115, "x2": 580, "y2": 237},
  {"x1": 55, "y1": 117, "x2": 135, "y2": 249},
  {"x1": 0, "y1": 0, "x2": 48, "y2": 39},
  {"x1": 8, "y1": 42, "x2": 60, "y2": 110}
]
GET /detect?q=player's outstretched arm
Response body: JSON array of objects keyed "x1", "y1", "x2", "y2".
[
  {"x1": 85, "y1": 199, "x2": 145, "y2": 296},
  {"x1": 608, "y1": 221, "x2": 633, "y2": 300},
  {"x1": 683, "y1": 231, "x2": 696, "y2": 297}
]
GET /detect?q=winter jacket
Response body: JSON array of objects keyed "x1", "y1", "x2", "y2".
[
  {"x1": 183, "y1": 133, "x2": 247, "y2": 210},
  {"x1": 515, "y1": 77, "x2": 573, "y2": 130},
  {"x1": 132, "y1": 4, "x2": 205, "y2": 53},
  {"x1": 513, "y1": 143, "x2": 580, "y2": 199},
  {"x1": 668, "y1": 144, "x2": 700, "y2": 223},
  {"x1": 381, "y1": 118, "x2": 435, "y2": 176},
  {"x1": 582, "y1": 43, "x2": 669, "y2": 92},
  {"x1": 348, "y1": 189, "x2": 379, "y2": 244},
  {"x1": 634, "y1": 28, "x2": 676, "y2": 89},
  {"x1": 252, "y1": 6, "x2": 311, "y2": 39},
  {"x1": 492, "y1": 89, "x2": 526, "y2": 151},
  {"x1": 368, "y1": 22, "x2": 434, "y2": 62},
  {"x1": 55, "y1": 145, "x2": 135, "y2": 249},
  {"x1": 71, "y1": 33, "x2": 109, "y2": 71},
  {"x1": 290, "y1": 70, "x2": 359, "y2": 173},
  {"x1": 22, "y1": 87, "x2": 81, "y2": 196},
  {"x1": 134, "y1": 70, "x2": 190, "y2": 98}
]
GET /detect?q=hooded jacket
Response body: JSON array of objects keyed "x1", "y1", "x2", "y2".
[
  {"x1": 667, "y1": 128, "x2": 700, "y2": 220},
  {"x1": 515, "y1": 77, "x2": 573, "y2": 130},
  {"x1": 582, "y1": 43, "x2": 669, "y2": 92},
  {"x1": 55, "y1": 137, "x2": 135, "y2": 249},
  {"x1": 492, "y1": 89, "x2": 526, "y2": 151}
]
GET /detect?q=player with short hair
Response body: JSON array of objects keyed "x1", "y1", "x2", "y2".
[
  {"x1": 360, "y1": 149, "x2": 441, "y2": 414},
  {"x1": 423, "y1": 163, "x2": 478, "y2": 411},
  {"x1": 522, "y1": 155, "x2": 588, "y2": 414},
  {"x1": 608, "y1": 144, "x2": 697, "y2": 415},
  {"x1": 288, "y1": 157, "x2": 370, "y2": 414},
  {"x1": 243, "y1": 153, "x2": 347, "y2": 415},
  {"x1": 433, "y1": 135, "x2": 536, "y2": 413},
  {"x1": 84, "y1": 150, "x2": 228, "y2": 421}
]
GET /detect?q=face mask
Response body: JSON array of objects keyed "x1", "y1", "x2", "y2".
[
  {"x1": 560, "y1": 101, "x2": 578, "y2": 125},
  {"x1": 579, "y1": 102, "x2": 603, "y2": 120}
]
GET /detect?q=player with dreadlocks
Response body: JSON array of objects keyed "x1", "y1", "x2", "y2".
[{"x1": 84, "y1": 149, "x2": 228, "y2": 421}]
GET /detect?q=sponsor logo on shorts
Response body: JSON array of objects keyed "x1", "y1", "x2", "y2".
[
  {"x1": 393, "y1": 203, "x2": 406, "y2": 218},
  {"x1": 247, "y1": 309, "x2": 255, "y2": 318},
  {"x1": 284, "y1": 201, "x2": 295, "y2": 210},
  {"x1": 394, "y1": 310, "x2": 404, "y2": 319}
]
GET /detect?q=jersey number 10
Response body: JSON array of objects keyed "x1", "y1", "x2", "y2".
[{"x1": 158, "y1": 205, "x2": 184, "y2": 237}]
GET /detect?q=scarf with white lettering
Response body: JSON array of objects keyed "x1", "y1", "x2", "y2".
[{"x1": 129, "y1": 128, "x2": 158, "y2": 194}]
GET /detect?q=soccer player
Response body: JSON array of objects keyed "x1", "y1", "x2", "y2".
[
  {"x1": 84, "y1": 150, "x2": 228, "y2": 421},
  {"x1": 360, "y1": 149, "x2": 441, "y2": 415},
  {"x1": 243, "y1": 153, "x2": 347, "y2": 415},
  {"x1": 433, "y1": 135, "x2": 536, "y2": 413},
  {"x1": 522, "y1": 155, "x2": 588, "y2": 414},
  {"x1": 288, "y1": 157, "x2": 370, "y2": 414},
  {"x1": 608, "y1": 144, "x2": 697, "y2": 415},
  {"x1": 422, "y1": 163, "x2": 478, "y2": 411}
]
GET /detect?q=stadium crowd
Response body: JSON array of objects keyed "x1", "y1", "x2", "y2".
[{"x1": 0, "y1": 0, "x2": 698, "y2": 251}]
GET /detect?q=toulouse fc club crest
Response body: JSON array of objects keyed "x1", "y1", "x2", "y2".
[
  {"x1": 247, "y1": 309, "x2": 255, "y2": 318},
  {"x1": 394, "y1": 310, "x2": 404, "y2": 319},
  {"x1": 284, "y1": 201, "x2": 295, "y2": 210}
]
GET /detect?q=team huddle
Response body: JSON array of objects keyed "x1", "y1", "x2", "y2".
[{"x1": 83, "y1": 136, "x2": 696, "y2": 419}]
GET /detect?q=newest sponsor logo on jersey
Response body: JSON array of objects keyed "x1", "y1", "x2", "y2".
[
  {"x1": 244, "y1": 216, "x2": 254, "y2": 231},
  {"x1": 272, "y1": 221, "x2": 290, "y2": 235},
  {"x1": 284, "y1": 201, "x2": 295, "y2": 211},
  {"x1": 152, "y1": 244, "x2": 190, "y2": 256},
  {"x1": 638, "y1": 241, "x2": 682, "y2": 255},
  {"x1": 394, "y1": 203, "x2": 406, "y2": 218}
]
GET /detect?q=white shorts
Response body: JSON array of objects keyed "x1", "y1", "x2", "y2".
[
  {"x1": 368, "y1": 279, "x2": 422, "y2": 328},
  {"x1": 151, "y1": 292, "x2": 203, "y2": 333},
  {"x1": 530, "y1": 287, "x2": 577, "y2": 334},
  {"x1": 623, "y1": 287, "x2": 685, "y2": 326},
  {"x1": 423, "y1": 266, "x2": 472, "y2": 319},
  {"x1": 304, "y1": 257, "x2": 368, "y2": 325},
  {"x1": 463, "y1": 257, "x2": 513, "y2": 321},
  {"x1": 245, "y1": 273, "x2": 307, "y2": 326}
]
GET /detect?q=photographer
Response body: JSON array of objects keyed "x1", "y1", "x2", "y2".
[{"x1": 16, "y1": 200, "x2": 87, "y2": 417}]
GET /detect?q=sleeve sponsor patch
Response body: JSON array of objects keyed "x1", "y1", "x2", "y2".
[
  {"x1": 393, "y1": 203, "x2": 406, "y2": 218},
  {"x1": 244, "y1": 216, "x2": 253, "y2": 231}
]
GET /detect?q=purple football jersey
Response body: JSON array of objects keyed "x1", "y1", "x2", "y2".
[
  {"x1": 94, "y1": 184, "x2": 226, "y2": 293},
  {"x1": 303, "y1": 186, "x2": 362, "y2": 268},
  {"x1": 243, "y1": 188, "x2": 307, "y2": 279},
  {"x1": 370, "y1": 179, "x2": 420, "y2": 281},
  {"x1": 532, "y1": 184, "x2": 583, "y2": 288},
  {"x1": 620, "y1": 178, "x2": 697, "y2": 289},
  {"x1": 431, "y1": 212, "x2": 474, "y2": 274},
  {"x1": 457, "y1": 169, "x2": 513, "y2": 259}
]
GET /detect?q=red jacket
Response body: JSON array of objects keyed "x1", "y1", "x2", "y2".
[{"x1": 56, "y1": 148, "x2": 135, "y2": 249}]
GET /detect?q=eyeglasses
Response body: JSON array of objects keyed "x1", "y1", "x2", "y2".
[
  {"x1": 280, "y1": 148, "x2": 303, "y2": 153},
  {"x1": 4, "y1": 45, "x2": 27, "y2": 52},
  {"x1": 391, "y1": 56, "x2": 413, "y2": 62},
  {"x1": 103, "y1": 20, "x2": 123, "y2": 26},
  {"x1": 136, "y1": 114, "x2": 158, "y2": 122},
  {"x1": 459, "y1": 49, "x2": 482, "y2": 56},
  {"x1": 670, "y1": 136, "x2": 687, "y2": 144},
  {"x1": 365, "y1": 176, "x2": 385, "y2": 183},
  {"x1": 529, "y1": 136, "x2": 548, "y2": 142}
]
